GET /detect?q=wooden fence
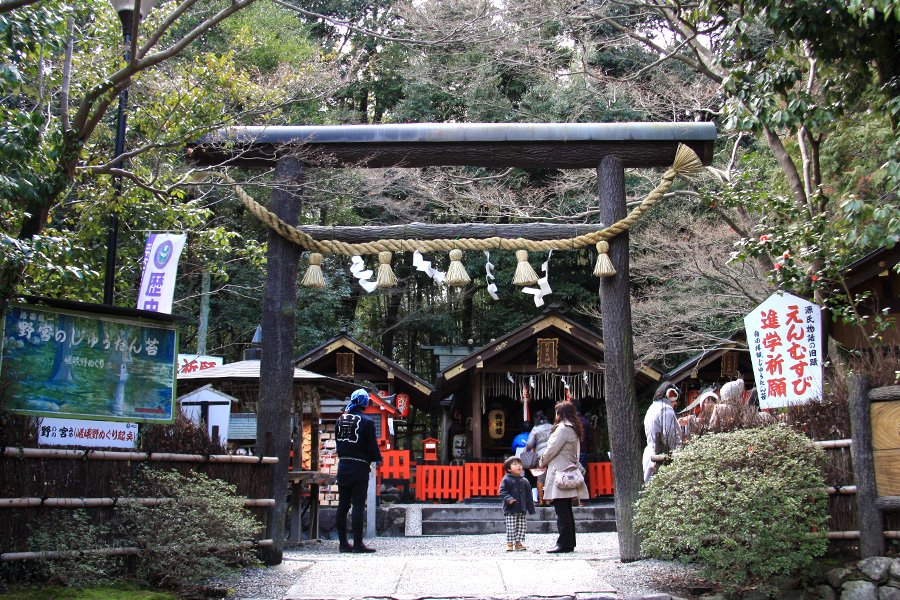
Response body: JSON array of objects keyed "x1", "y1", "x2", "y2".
[
  {"x1": 402, "y1": 456, "x2": 617, "y2": 502},
  {"x1": 0, "y1": 447, "x2": 276, "y2": 556}
]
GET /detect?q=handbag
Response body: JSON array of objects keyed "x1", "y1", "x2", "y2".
[
  {"x1": 553, "y1": 438, "x2": 584, "y2": 489},
  {"x1": 555, "y1": 464, "x2": 585, "y2": 489},
  {"x1": 520, "y1": 450, "x2": 539, "y2": 469}
]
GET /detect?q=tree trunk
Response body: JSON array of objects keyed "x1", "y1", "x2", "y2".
[
  {"x1": 197, "y1": 270, "x2": 210, "y2": 355},
  {"x1": 848, "y1": 373, "x2": 884, "y2": 558},
  {"x1": 256, "y1": 157, "x2": 304, "y2": 565},
  {"x1": 597, "y1": 155, "x2": 643, "y2": 562},
  {"x1": 339, "y1": 260, "x2": 361, "y2": 326},
  {"x1": 381, "y1": 286, "x2": 402, "y2": 360},
  {"x1": 461, "y1": 285, "x2": 474, "y2": 344}
]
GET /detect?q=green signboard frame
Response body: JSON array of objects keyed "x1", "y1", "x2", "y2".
[{"x1": 1, "y1": 303, "x2": 177, "y2": 423}]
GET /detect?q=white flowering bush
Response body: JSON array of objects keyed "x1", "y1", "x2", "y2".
[{"x1": 634, "y1": 426, "x2": 828, "y2": 590}]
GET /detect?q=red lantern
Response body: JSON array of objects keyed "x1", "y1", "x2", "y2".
[{"x1": 396, "y1": 393, "x2": 410, "y2": 417}]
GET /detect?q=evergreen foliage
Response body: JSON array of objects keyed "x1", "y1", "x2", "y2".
[{"x1": 634, "y1": 426, "x2": 829, "y2": 590}]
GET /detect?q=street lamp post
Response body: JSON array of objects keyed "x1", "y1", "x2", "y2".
[{"x1": 102, "y1": 0, "x2": 159, "y2": 305}]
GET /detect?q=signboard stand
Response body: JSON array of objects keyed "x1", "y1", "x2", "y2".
[{"x1": 2, "y1": 298, "x2": 181, "y2": 423}]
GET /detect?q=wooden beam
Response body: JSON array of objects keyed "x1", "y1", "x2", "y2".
[
  {"x1": 472, "y1": 372, "x2": 482, "y2": 458},
  {"x1": 483, "y1": 365, "x2": 602, "y2": 373},
  {"x1": 293, "y1": 222, "x2": 604, "y2": 244},
  {"x1": 256, "y1": 157, "x2": 304, "y2": 566},
  {"x1": 598, "y1": 155, "x2": 642, "y2": 562},
  {"x1": 189, "y1": 140, "x2": 715, "y2": 170},
  {"x1": 871, "y1": 385, "x2": 900, "y2": 402},
  {"x1": 848, "y1": 373, "x2": 884, "y2": 558}
]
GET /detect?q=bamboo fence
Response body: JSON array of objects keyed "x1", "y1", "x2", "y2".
[{"x1": 0, "y1": 446, "x2": 276, "y2": 555}]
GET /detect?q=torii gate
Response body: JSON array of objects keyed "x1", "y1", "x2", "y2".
[{"x1": 187, "y1": 122, "x2": 716, "y2": 564}]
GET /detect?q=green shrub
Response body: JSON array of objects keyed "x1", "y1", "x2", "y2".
[
  {"x1": 28, "y1": 510, "x2": 119, "y2": 588},
  {"x1": 118, "y1": 468, "x2": 261, "y2": 588},
  {"x1": 634, "y1": 425, "x2": 829, "y2": 590},
  {"x1": 28, "y1": 469, "x2": 261, "y2": 589}
]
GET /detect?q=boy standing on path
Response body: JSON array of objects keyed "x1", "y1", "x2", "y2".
[
  {"x1": 498, "y1": 456, "x2": 536, "y2": 551},
  {"x1": 335, "y1": 389, "x2": 383, "y2": 553}
]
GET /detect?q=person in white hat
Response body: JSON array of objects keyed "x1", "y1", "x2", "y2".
[{"x1": 642, "y1": 381, "x2": 683, "y2": 482}]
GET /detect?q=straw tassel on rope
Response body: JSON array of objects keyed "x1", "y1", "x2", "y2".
[
  {"x1": 512, "y1": 249, "x2": 539, "y2": 285},
  {"x1": 376, "y1": 251, "x2": 398, "y2": 288},
  {"x1": 593, "y1": 241, "x2": 615, "y2": 277},
  {"x1": 301, "y1": 252, "x2": 326, "y2": 287},
  {"x1": 445, "y1": 249, "x2": 470, "y2": 286}
]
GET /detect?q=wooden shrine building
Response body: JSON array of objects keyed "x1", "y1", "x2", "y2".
[
  {"x1": 295, "y1": 331, "x2": 436, "y2": 451},
  {"x1": 294, "y1": 330, "x2": 436, "y2": 411},
  {"x1": 176, "y1": 359, "x2": 356, "y2": 456},
  {"x1": 436, "y1": 308, "x2": 662, "y2": 460},
  {"x1": 663, "y1": 334, "x2": 755, "y2": 410},
  {"x1": 833, "y1": 245, "x2": 900, "y2": 350}
]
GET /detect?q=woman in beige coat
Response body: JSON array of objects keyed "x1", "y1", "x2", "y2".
[{"x1": 540, "y1": 401, "x2": 589, "y2": 553}]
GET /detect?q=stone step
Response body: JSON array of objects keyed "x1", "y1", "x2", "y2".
[
  {"x1": 421, "y1": 504, "x2": 615, "y2": 522},
  {"x1": 418, "y1": 502, "x2": 616, "y2": 536},
  {"x1": 421, "y1": 518, "x2": 617, "y2": 536}
]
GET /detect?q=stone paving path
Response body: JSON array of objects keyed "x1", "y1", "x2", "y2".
[{"x1": 251, "y1": 533, "x2": 697, "y2": 600}]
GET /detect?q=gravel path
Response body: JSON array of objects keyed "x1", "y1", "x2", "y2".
[{"x1": 211, "y1": 533, "x2": 705, "y2": 600}]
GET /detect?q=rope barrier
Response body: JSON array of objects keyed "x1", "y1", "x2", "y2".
[{"x1": 197, "y1": 144, "x2": 704, "y2": 256}]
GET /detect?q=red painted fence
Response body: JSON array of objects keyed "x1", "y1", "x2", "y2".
[
  {"x1": 588, "y1": 462, "x2": 614, "y2": 496},
  {"x1": 395, "y1": 460, "x2": 615, "y2": 502},
  {"x1": 377, "y1": 450, "x2": 412, "y2": 492},
  {"x1": 414, "y1": 465, "x2": 464, "y2": 501},
  {"x1": 463, "y1": 462, "x2": 504, "y2": 499}
]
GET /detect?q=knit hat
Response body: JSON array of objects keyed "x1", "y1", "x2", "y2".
[
  {"x1": 719, "y1": 379, "x2": 745, "y2": 406},
  {"x1": 345, "y1": 389, "x2": 370, "y2": 413}
]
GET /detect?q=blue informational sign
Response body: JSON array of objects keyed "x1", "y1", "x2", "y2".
[{"x1": 1, "y1": 304, "x2": 177, "y2": 422}]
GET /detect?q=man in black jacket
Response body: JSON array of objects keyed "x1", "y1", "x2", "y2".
[{"x1": 335, "y1": 389, "x2": 383, "y2": 553}]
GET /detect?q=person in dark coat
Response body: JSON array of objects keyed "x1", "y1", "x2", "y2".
[
  {"x1": 498, "y1": 455, "x2": 536, "y2": 551},
  {"x1": 335, "y1": 389, "x2": 383, "y2": 553}
]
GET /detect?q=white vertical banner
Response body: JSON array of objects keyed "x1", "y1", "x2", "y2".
[
  {"x1": 137, "y1": 233, "x2": 187, "y2": 314},
  {"x1": 744, "y1": 291, "x2": 823, "y2": 409}
]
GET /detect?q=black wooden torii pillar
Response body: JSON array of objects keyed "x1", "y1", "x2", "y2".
[{"x1": 187, "y1": 122, "x2": 716, "y2": 564}]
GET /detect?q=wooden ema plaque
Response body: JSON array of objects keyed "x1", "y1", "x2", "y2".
[{"x1": 871, "y1": 400, "x2": 900, "y2": 495}]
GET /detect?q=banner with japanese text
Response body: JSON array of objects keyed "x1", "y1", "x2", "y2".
[
  {"x1": 1, "y1": 304, "x2": 177, "y2": 422},
  {"x1": 744, "y1": 292, "x2": 823, "y2": 409},
  {"x1": 39, "y1": 417, "x2": 138, "y2": 448},
  {"x1": 137, "y1": 233, "x2": 186, "y2": 314},
  {"x1": 177, "y1": 354, "x2": 223, "y2": 375}
]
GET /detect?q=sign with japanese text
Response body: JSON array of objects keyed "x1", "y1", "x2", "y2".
[
  {"x1": 744, "y1": 292, "x2": 823, "y2": 409},
  {"x1": 39, "y1": 417, "x2": 138, "y2": 448},
  {"x1": 137, "y1": 233, "x2": 186, "y2": 314},
  {"x1": 176, "y1": 354, "x2": 223, "y2": 375},
  {"x1": 1, "y1": 304, "x2": 178, "y2": 422}
]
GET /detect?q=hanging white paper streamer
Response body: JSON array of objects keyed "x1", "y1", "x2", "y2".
[
  {"x1": 412, "y1": 250, "x2": 447, "y2": 285},
  {"x1": 350, "y1": 256, "x2": 378, "y2": 293},
  {"x1": 484, "y1": 251, "x2": 499, "y2": 300},
  {"x1": 507, "y1": 372, "x2": 515, "y2": 383},
  {"x1": 522, "y1": 250, "x2": 553, "y2": 307},
  {"x1": 529, "y1": 376, "x2": 535, "y2": 389}
]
